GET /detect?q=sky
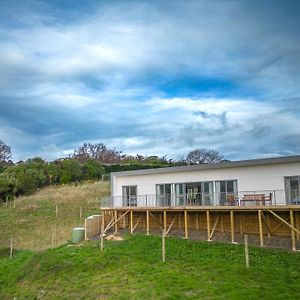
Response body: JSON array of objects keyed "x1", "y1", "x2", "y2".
[{"x1": 0, "y1": 0, "x2": 300, "y2": 162}]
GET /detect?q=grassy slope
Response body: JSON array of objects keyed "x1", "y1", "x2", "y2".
[
  {"x1": 0, "y1": 235, "x2": 300, "y2": 300},
  {"x1": 0, "y1": 181, "x2": 110, "y2": 249}
]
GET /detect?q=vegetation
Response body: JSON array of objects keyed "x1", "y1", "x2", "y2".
[
  {"x1": 0, "y1": 139, "x2": 225, "y2": 201},
  {"x1": 0, "y1": 139, "x2": 11, "y2": 162},
  {"x1": 0, "y1": 181, "x2": 109, "y2": 250},
  {"x1": 0, "y1": 235, "x2": 300, "y2": 299},
  {"x1": 186, "y1": 148, "x2": 224, "y2": 165}
]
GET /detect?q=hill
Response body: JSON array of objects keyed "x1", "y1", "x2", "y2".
[{"x1": 0, "y1": 181, "x2": 110, "y2": 250}]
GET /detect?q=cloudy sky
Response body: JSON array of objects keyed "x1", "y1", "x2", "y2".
[{"x1": 1, "y1": 0, "x2": 300, "y2": 161}]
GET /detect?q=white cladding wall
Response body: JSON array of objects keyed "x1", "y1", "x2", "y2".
[{"x1": 112, "y1": 162, "x2": 300, "y2": 206}]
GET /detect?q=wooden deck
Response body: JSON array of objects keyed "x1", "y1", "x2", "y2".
[{"x1": 94, "y1": 206, "x2": 300, "y2": 251}]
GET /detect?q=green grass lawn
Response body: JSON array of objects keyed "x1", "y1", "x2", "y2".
[{"x1": 1, "y1": 235, "x2": 300, "y2": 300}]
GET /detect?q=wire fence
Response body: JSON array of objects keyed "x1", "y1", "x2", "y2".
[{"x1": 0, "y1": 200, "x2": 101, "y2": 252}]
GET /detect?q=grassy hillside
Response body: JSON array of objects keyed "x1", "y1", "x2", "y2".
[
  {"x1": 0, "y1": 181, "x2": 110, "y2": 250},
  {"x1": 1, "y1": 235, "x2": 300, "y2": 299}
]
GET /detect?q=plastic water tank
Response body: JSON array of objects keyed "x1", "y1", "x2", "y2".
[{"x1": 72, "y1": 227, "x2": 85, "y2": 243}]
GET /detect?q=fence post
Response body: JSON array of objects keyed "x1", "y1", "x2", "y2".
[
  {"x1": 51, "y1": 229, "x2": 54, "y2": 249},
  {"x1": 244, "y1": 234, "x2": 249, "y2": 269},
  {"x1": 13, "y1": 197, "x2": 16, "y2": 208},
  {"x1": 80, "y1": 206, "x2": 82, "y2": 220},
  {"x1": 162, "y1": 229, "x2": 166, "y2": 262},
  {"x1": 54, "y1": 222, "x2": 57, "y2": 247},
  {"x1": 100, "y1": 223, "x2": 104, "y2": 251},
  {"x1": 55, "y1": 204, "x2": 58, "y2": 218},
  {"x1": 10, "y1": 238, "x2": 13, "y2": 259}
]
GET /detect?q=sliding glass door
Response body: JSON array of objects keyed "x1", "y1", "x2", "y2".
[
  {"x1": 156, "y1": 184, "x2": 172, "y2": 206},
  {"x1": 122, "y1": 185, "x2": 137, "y2": 206},
  {"x1": 175, "y1": 183, "x2": 186, "y2": 205},
  {"x1": 215, "y1": 180, "x2": 238, "y2": 205},
  {"x1": 174, "y1": 182, "x2": 213, "y2": 206},
  {"x1": 285, "y1": 176, "x2": 300, "y2": 204}
]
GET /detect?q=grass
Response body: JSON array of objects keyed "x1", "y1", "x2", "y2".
[
  {"x1": 0, "y1": 234, "x2": 300, "y2": 299},
  {"x1": 0, "y1": 181, "x2": 110, "y2": 250}
]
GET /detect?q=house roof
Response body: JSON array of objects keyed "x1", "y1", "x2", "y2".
[{"x1": 111, "y1": 155, "x2": 300, "y2": 177}]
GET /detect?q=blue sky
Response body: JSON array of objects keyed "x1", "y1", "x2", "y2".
[{"x1": 1, "y1": 0, "x2": 300, "y2": 161}]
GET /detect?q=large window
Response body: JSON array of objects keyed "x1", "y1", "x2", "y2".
[
  {"x1": 122, "y1": 185, "x2": 137, "y2": 206},
  {"x1": 285, "y1": 176, "x2": 300, "y2": 204},
  {"x1": 156, "y1": 184, "x2": 172, "y2": 206},
  {"x1": 215, "y1": 180, "x2": 238, "y2": 205}
]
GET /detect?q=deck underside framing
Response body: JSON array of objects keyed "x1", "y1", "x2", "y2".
[{"x1": 96, "y1": 206, "x2": 300, "y2": 251}]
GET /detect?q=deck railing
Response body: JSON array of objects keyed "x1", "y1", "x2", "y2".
[{"x1": 104, "y1": 189, "x2": 300, "y2": 208}]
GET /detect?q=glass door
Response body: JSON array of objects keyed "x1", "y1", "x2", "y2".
[
  {"x1": 285, "y1": 176, "x2": 300, "y2": 204},
  {"x1": 122, "y1": 185, "x2": 137, "y2": 206},
  {"x1": 156, "y1": 184, "x2": 172, "y2": 206},
  {"x1": 175, "y1": 183, "x2": 186, "y2": 206}
]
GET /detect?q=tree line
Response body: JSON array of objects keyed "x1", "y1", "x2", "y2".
[{"x1": 0, "y1": 140, "x2": 225, "y2": 202}]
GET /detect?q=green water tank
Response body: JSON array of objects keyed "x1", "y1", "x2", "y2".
[{"x1": 72, "y1": 227, "x2": 85, "y2": 243}]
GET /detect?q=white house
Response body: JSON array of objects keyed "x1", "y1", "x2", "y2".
[{"x1": 110, "y1": 155, "x2": 300, "y2": 207}]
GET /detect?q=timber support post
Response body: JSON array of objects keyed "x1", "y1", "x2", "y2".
[
  {"x1": 206, "y1": 210, "x2": 211, "y2": 241},
  {"x1": 184, "y1": 210, "x2": 188, "y2": 239},
  {"x1": 114, "y1": 211, "x2": 118, "y2": 234},
  {"x1": 258, "y1": 210, "x2": 264, "y2": 247},
  {"x1": 290, "y1": 210, "x2": 296, "y2": 251},
  {"x1": 130, "y1": 210, "x2": 133, "y2": 233},
  {"x1": 230, "y1": 211, "x2": 236, "y2": 244},
  {"x1": 146, "y1": 210, "x2": 150, "y2": 235}
]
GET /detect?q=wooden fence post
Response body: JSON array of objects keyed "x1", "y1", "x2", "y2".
[
  {"x1": 10, "y1": 238, "x2": 13, "y2": 259},
  {"x1": 56, "y1": 204, "x2": 58, "y2": 218},
  {"x1": 51, "y1": 229, "x2": 54, "y2": 249},
  {"x1": 80, "y1": 206, "x2": 82, "y2": 220},
  {"x1": 100, "y1": 223, "x2": 104, "y2": 251},
  {"x1": 162, "y1": 229, "x2": 166, "y2": 262},
  {"x1": 244, "y1": 234, "x2": 249, "y2": 269}
]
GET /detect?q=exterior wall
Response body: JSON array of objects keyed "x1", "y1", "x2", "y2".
[{"x1": 112, "y1": 161, "x2": 300, "y2": 206}]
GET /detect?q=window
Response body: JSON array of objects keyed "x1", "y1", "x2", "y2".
[
  {"x1": 215, "y1": 180, "x2": 238, "y2": 205},
  {"x1": 285, "y1": 176, "x2": 300, "y2": 204},
  {"x1": 122, "y1": 185, "x2": 137, "y2": 206},
  {"x1": 156, "y1": 184, "x2": 172, "y2": 206}
]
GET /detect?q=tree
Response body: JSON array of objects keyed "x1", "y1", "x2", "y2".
[
  {"x1": 0, "y1": 140, "x2": 11, "y2": 162},
  {"x1": 73, "y1": 143, "x2": 122, "y2": 164},
  {"x1": 186, "y1": 148, "x2": 224, "y2": 165}
]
